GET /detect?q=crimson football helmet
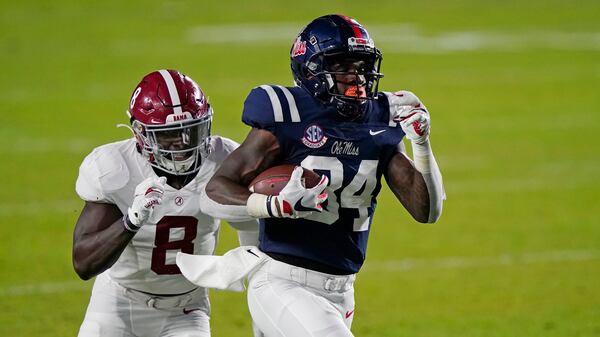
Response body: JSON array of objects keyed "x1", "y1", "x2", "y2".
[
  {"x1": 126, "y1": 69, "x2": 212, "y2": 175},
  {"x1": 291, "y1": 14, "x2": 383, "y2": 120}
]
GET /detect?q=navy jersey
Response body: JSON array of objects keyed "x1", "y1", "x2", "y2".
[{"x1": 242, "y1": 85, "x2": 405, "y2": 274}]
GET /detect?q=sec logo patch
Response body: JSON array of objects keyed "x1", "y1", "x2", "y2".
[{"x1": 302, "y1": 124, "x2": 328, "y2": 148}]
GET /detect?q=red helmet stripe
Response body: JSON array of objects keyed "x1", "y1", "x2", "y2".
[
  {"x1": 158, "y1": 69, "x2": 183, "y2": 114},
  {"x1": 338, "y1": 15, "x2": 363, "y2": 38}
]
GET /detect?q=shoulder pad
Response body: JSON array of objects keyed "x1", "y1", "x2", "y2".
[
  {"x1": 207, "y1": 136, "x2": 240, "y2": 165},
  {"x1": 242, "y1": 85, "x2": 301, "y2": 129},
  {"x1": 75, "y1": 144, "x2": 130, "y2": 202},
  {"x1": 380, "y1": 92, "x2": 400, "y2": 127}
]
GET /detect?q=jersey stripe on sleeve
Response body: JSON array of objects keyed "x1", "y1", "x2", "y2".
[
  {"x1": 259, "y1": 85, "x2": 284, "y2": 122},
  {"x1": 275, "y1": 85, "x2": 301, "y2": 122}
]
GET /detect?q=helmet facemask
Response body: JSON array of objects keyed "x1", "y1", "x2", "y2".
[
  {"x1": 301, "y1": 47, "x2": 383, "y2": 121},
  {"x1": 317, "y1": 51, "x2": 383, "y2": 120},
  {"x1": 132, "y1": 112, "x2": 212, "y2": 175}
]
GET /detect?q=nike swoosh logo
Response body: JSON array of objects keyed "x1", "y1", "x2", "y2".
[
  {"x1": 247, "y1": 249, "x2": 259, "y2": 258},
  {"x1": 345, "y1": 309, "x2": 354, "y2": 318},
  {"x1": 183, "y1": 308, "x2": 202, "y2": 314},
  {"x1": 294, "y1": 199, "x2": 319, "y2": 212},
  {"x1": 369, "y1": 129, "x2": 386, "y2": 136}
]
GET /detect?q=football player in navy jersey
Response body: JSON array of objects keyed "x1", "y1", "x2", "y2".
[{"x1": 198, "y1": 14, "x2": 445, "y2": 337}]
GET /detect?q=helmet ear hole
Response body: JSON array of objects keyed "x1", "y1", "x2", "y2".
[
  {"x1": 304, "y1": 76, "x2": 329, "y2": 100},
  {"x1": 315, "y1": 80, "x2": 329, "y2": 100}
]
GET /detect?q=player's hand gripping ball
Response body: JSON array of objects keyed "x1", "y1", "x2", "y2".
[
  {"x1": 249, "y1": 164, "x2": 321, "y2": 195},
  {"x1": 249, "y1": 165, "x2": 328, "y2": 218}
]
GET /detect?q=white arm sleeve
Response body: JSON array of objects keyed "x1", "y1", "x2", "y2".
[
  {"x1": 228, "y1": 220, "x2": 260, "y2": 246},
  {"x1": 410, "y1": 139, "x2": 446, "y2": 223},
  {"x1": 199, "y1": 186, "x2": 256, "y2": 222}
]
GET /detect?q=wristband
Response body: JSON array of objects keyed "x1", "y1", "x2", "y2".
[
  {"x1": 246, "y1": 193, "x2": 272, "y2": 218},
  {"x1": 411, "y1": 139, "x2": 433, "y2": 174},
  {"x1": 122, "y1": 214, "x2": 141, "y2": 233}
]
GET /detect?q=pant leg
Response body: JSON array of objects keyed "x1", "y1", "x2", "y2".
[
  {"x1": 78, "y1": 273, "x2": 153, "y2": 337},
  {"x1": 247, "y1": 261, "x2": 354, "y2": 337},
  {"x1": 78, "y1": 273, "x2": 212, "y2": 337},
  {"x1": 160, "y1": 288, "x2": 211, "y2": 337},
  {"x1": 160, "y1": 307, "x2": 211, "y2": 337}
]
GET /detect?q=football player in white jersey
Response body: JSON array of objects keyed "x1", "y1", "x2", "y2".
[{"x1": 72, "y1": 69, "x2": 259, "y2": 337}]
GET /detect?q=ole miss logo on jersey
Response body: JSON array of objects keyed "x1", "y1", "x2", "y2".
[{"x1": 302, "y1": 124, "x2": 328, "y2": 148}]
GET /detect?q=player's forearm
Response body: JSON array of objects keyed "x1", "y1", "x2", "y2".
[
  {"x1": 206, "y1": 175, "x2": 252, "y2": 205},
  {"x1": 199, "y1": 177, "x2": 257, "y2": 222},
  {"x1": 200, "y1": 127, "x2": 282, "y2": 220},
  {"x1": 72, "y1": 220, "x2": 133, "y2": 280},
  {"x1": 388, "y1": 163, "x2": 431, "y2": 223}
]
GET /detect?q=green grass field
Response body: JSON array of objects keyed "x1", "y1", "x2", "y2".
[{"x1": 1, "y1": 0, "x2": 599, "y2": 336}]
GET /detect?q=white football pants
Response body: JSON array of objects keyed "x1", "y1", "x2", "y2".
[
  {"x1": 78, "y1": 272, "x2": 211, "y2": 337},
  {"x1": 247, "y1": 258, "x2": 356, "y2": 337}
]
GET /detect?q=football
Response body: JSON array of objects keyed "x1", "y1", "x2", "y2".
[{"x1": 248, "y1": 164, "x2": 321, "y2": 195}]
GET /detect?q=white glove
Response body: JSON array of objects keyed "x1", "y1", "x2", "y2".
[
  {"x1": 272, "y1": 166, "x2": 329, "y2": 219},
  {"x1": 125, "y1": 176, "x2": 167, "y2": 231},
  {"x1": 390, "y1": 91, "x2": 431, "y2": 145}
]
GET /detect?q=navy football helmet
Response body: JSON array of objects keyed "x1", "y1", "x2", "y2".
[{"x1": 291, "y1": 14, "x2": 383, "y2": 120}]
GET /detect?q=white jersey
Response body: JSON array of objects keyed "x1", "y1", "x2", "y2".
[{"x1": 76, "y1": 136, "x2": 238, "y2": 294}]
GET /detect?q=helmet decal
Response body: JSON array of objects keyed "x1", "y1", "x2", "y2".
[
  {"x1": 291, "y1": 37, "x2": 307, "y2": 57},
  {"x1": 130, "y1": 87, "x2": 142, "y2": 110},
  {"x1": 158, "y1": 69, "x2": 183, "y2": 115},
  {"x1": 339, "y1": 15, "x2": 364, "y2": 38}
]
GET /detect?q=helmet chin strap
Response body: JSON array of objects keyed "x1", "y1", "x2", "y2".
[{"x1": 116, "y1": 123, "x2": 135, "y2": 135}]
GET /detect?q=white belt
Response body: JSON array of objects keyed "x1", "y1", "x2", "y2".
[
  {"x1": 266, "y1": 258, "x2": 355, "y2": 292},
  {"x1": 107, "y1": 275, "x2": 205, "y2": 309},
  {"x1": 122, "y1": 287, "x2": 201, "y2": 309}
]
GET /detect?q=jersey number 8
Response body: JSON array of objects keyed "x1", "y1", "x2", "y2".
[{"x1": 151, "y1": 216, "x2": 198, "y2": 275}]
